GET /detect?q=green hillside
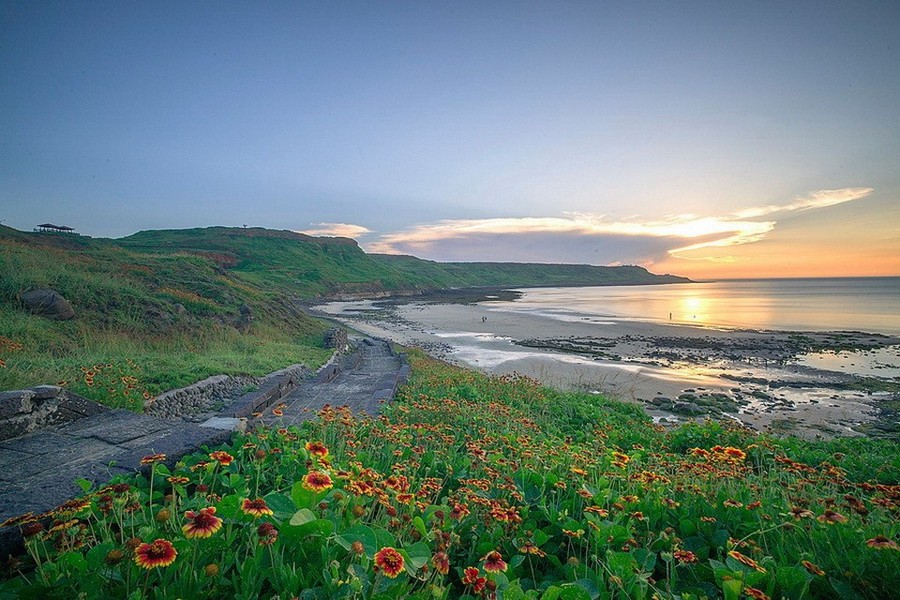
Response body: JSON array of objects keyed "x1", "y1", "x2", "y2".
[
  {"x1": 0, "y1": 226, "x2": 332, "y2": 409},
  {"x1": 0, "y1": 225, "x2": 688, "y2": 408},
  {"x1": 118, "y1": 226, "x2": 690, "y2": 298}
]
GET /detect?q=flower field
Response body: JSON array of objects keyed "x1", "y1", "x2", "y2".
[{"x1": 1, "y1": 351, "x2": 897, "y2": 599}]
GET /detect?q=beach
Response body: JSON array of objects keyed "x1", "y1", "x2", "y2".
[{"x1": 316, "y1": 287, "x2": 900, "y2": 439}]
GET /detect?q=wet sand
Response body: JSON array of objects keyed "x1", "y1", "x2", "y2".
[{"x1": 316, "y1": 298, "x2": 900, "y2": 439}]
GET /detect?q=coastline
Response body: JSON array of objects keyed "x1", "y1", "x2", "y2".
[{"x1": 315, "y1": 295, "x2": 900, "y2": 440}]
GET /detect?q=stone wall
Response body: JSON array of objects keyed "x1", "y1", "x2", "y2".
[
  {"x1": 0, "y1": 386, "x2": 107, "y2": 442},
  {"x1": 323, "y1": 327, "x2": 349, "y2": 351},
  {"x1": 144, "y1": 364, "x2": 308, "y2": 419}
]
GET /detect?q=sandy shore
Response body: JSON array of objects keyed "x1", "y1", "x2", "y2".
[{"x1": 316, "y1": 298, "x2": 900, "y2": 439}]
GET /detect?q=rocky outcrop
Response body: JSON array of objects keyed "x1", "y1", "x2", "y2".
[{"x1": 18, "y1": 288, "x2": 75, "y2": 320}]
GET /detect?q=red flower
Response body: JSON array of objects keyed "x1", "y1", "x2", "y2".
[
  {"x1": 303, "y1": 471, "x2": 333, "y2": 492},
  {"x1": 817, "y1": 510, "x2": 848, "y2": 524},
  {"x1": 134, "y1": 539, "x2": 177, "y2": 569},
  {"x1": 744, "y1": 588, "x2": 770, "y2": 600},
  {"x1": 482, "y1": 550, "x2": 507, "y2": 573},
  {"x1": 140, "y1": 453, "x2": 166, "y2": 465},
  {"x1": 374, "y1": 547, "x2": 405, "y2": 578},
  {"x1": 257, "y1": 522, "x2": 278, "y2": 546},
  {"x1": 241, "y1": 498, "x2": 274, "y2": 517},
  {"x1": 674, "y1": 550, "x2": 697, "y2": 564},
  {"x1": 209, "y1": 451, "x2": 234, "y2": 466},
  {"x1": 462, "y1": 567, "x2": 487, "y2": 593},
  {"x1": 462, "y1": 566, "x2": 481, "y2": 585},
  {"x1": 866, "y1": 536, "x2": 899, "y2": 550},
  {"x1": 305, "y1": 441, "x2": 329, "y2": 459},
  {"x1": 182, "y1": 507, "x2": 223, "y2": 539},
  {"x1": 802, "y1": 560, "x2": 825, "y2": 576},
  {"x1": 432, "y1": 551, "x2": 450, "y2": 575}
]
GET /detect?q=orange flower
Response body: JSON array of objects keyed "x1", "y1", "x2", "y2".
[
  {"x1": 271, "y1": 408, "x2": 284, "y2": 416},
  {"x1": 374, "y1": 547, "x2": 405, "y2": 578},
  {"x1": 182, "y1": 507, "x2": 223, "y2": 539},
  {"x1": 724, "y1": 499, "x2": 743, "y2": 508},
  {"x1": 432, "y1": 551, "x2": 450, "y2": 575},
  {"x1": 817, "y1": 510, "x2": 848, "y2": 524},
  {"x1": 584, "y1": 506, "x2": 609, "y2": 517},
  {"x1": 674, "y1": 550, "x2": 697, "y2": 564},
  {"x1": 790, "y1": 507, "x2": 814, "y2": 519},
  {"x1": 723, "y1": 447, "x2": 747, "y2": 461},
  {"x1": 744, "y1": 588, "x2": 770, "y2": 600},
  {"x1": 303, "y1": 471, "x2": 333, "y2": 492},
  {"x1": 209, "y1": 451, "x2": 234, "y2": 466},
  {"x1": 519, "y1": 541, "x2": 547, "y2": 557},
  {"x1": 241, "y1": 498, "x2": 274, "y2": 517},
  {"x1": 134, "y1": 539, "x2": 177, "y2": 569},
  {"x1": 482, "y1": 550, "x2": 507, "y2": 573},
  {"x1": 140, "y1": 453, "x2": 166, "y2": 465},
  {"x1": 305, "y1": 441, "x2": 329, "y2": 459},
  {"x1": 450, "y1": 503, "x2": 470, "y2": 519},
  {"x1": 167, "y1": 476, "x2": 189, "y2": 485},
  {"x1": 801, "y1": 560, "x2": 825, "y2": 576},
  {"x1": 728, "y1": 550, "x2": 765, "y2": 573},
  {"x1": 866, "y1": 536, "x2": 899, "y2": 550}
]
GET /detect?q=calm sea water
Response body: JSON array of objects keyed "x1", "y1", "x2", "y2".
[{"x1": 497, "y1": 277, "x2": 900, "y2": 335}]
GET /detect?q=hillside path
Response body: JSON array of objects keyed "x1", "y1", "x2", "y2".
[{"x1": 0, "y1": 338, "x2": 406, "y2": 552}]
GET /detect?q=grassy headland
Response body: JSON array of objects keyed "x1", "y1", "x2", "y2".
[
  {"x1": 1, "y1": 352, "x2": 897, "y2": 598},
  {"x1": 0, "y1": 225, "x2": 688, "y2": 408}
]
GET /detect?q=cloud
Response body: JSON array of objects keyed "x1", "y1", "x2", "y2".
[
  {"x1": 732, "y1": 187, "x2": 873, "y2": 219},
  {"x1": 365, "y1": 187, "x2": 873, "y2": 266},
  {"x1": 295, "y1": 222, "x2": 372, "y2": 238}
]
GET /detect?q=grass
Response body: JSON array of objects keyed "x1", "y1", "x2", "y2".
[
  {"x1": 1, "y1": 351, "x2": 896, "y2": 599},
  {"x1": 0, "y1": 224, "x2": 690, "y2": 409}
]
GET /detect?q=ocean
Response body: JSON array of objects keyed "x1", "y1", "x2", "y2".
[{"x1": 493, "y1": 277, "x2": 900, "y2": 336}]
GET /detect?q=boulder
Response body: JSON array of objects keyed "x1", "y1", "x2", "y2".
[
  {"x1": 235, "y1": 304, "x2": 252, "y2": 331},
  {"x1": 18, "y1": 288, "x2": 75, "y2": 320}
]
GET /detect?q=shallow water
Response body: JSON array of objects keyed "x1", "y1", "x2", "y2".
[{"x1": 495, "y1": 277, "x2": 900, "y2": 335}]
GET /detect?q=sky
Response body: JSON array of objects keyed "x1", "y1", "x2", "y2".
[{"x1": 2, "y1": 1, "x2": 899, "y2": 279}]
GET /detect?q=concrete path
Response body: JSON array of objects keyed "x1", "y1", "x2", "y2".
[
  {"x1": 257, "y1": 338, "x2": 406, "y2": 427},
  {"x1": 0, "y1": 338, "x2": 406, "y2": 554}
]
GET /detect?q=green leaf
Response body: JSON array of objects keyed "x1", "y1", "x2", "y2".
[
  {"x1": 58, "y1": 551, "x2": 88, "y2": 574},
  {"x1": 264, "y1": 492, "x2": 296, "y2": 519},
  {"x1": 215, "y1": 494, "x2": 241, "y2": 519},
  {"x1": 556, "y1": 584, "x2": 592, "y2": 600},
  {"x1": 404, "y1": 542, "x2": 431, "y2": 570},
  {"x1": 289, "y1": 508, "x2": 317, "y2": 526},
  {"x1": 679, "y1": 518, "x2": 698, "y2": 536},
  {"x1": 291, "y1": 518, "x2": 333, "y2": 538},
  {"x1": 335, "y1": 524, "x2": 378, "y2": 558},
  {"x1": 412, "y1": 516, "x2": 428, "y2": 540},
  {"x1": 829, "y1": 578, "x2": 863, "y2": 600},
  {"x1": 290, "y1": 480, "x2": 327, "y2": 509},
  {"x1": 75, "y1": 478, "x2": 93, "y2": 494},
  {"x1": 721, "y1": 578, "x2": 742, "y2": 600},
  {"x1": 607, "y1": 551, "x2": 637, "y2": 578},
  {"x1": 86, "y1": 543, "x2": 115, "y2": 570},
  {"x1": 777, "y1": 566, "x2": 813, "y2": 599}
]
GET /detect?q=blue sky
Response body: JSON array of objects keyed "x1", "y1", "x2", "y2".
[{"x1": 2, "y1": 1, "x2": 898, "y2": 277}]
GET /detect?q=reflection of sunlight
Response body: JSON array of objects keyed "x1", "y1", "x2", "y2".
[{"x1": 679, "y1": 295, "x2": 710, "y2": 324}]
